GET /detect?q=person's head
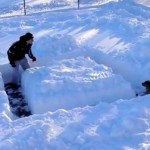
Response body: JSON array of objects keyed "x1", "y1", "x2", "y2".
[
  {"x1": 20, "y1": 32, "x2": 34, "y2": 45},
  {"x1": 142, "y1": 80, "x2": 150, "y2": 87}
]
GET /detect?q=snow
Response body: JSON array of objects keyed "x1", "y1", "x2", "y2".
[
  {"x1": 22, "y1": 57, "x2": 135, "y2": 114},
  {"x1": 0, "y1": 0, "x2": 150, "y2": 149}
]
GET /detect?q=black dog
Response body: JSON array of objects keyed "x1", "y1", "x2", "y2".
[{"x1": 142, "y1": 80, "x2": 150, "y2": 95}]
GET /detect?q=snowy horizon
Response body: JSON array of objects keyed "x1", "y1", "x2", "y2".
[{"x1": 0, "y1": 0, "x2": 150, "y2": 149}]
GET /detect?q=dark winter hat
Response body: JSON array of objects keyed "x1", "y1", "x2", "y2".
[
  {"x1": 20, "y1": 32, "x2": 34, "y2": 41},
  {"x1": 24, "y1": 32, "x2": 34, "y2": 40}
]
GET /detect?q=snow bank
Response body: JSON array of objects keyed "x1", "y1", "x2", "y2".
[
  {"x1": 22, "y1": 57, "x2": 135, "y2": 114},
  {"x1": 0, "y1": 72, "x2": 13, "y2": 121},
  {"x1": 1, "y1": 95, "x2": 150, "y2": 150},
  {"x1": 32, "y1": 34, "x2": 79, "y2": 67}
]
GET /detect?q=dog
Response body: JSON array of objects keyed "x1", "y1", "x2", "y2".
[{"x1": 142, "y1": 80, "x2": 150, "y2": 95}]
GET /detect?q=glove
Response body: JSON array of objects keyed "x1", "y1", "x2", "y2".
[
  {"x1": 31, "y1": 56, "x2": 36, "y2": 62},
  {"x1": 10, "y1": 61, "x2": 16, "y2": 67}
]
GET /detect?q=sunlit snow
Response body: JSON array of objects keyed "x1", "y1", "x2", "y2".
[{"x1": 0, "y1": 0, "x2": 150, "y2": 149}]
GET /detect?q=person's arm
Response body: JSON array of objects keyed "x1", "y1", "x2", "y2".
[{"x1": 27, "y1": 44, "x2": 36, "y2": 61}]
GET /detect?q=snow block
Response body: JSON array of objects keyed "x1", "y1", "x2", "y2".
[{"x1": 22, "y1": 57, "x2": 135, "y2": 114}]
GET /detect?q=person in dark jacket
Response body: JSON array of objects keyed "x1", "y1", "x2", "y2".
[{"x1": 7, "y1": 32, "x2": 36, "y2": 85}]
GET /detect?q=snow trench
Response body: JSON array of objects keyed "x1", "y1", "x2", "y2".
[{"x1": 0, "y1": 38, "x2": 145, "y2": 119}]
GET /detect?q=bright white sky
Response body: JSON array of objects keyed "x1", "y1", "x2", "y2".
[{"x1": 0, "y1": 0, "x2": 150, "y2": 149}]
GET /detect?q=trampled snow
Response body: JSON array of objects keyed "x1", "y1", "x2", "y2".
[{"x1": 0, "y1": 0, "x2": 150, "y2": 149}]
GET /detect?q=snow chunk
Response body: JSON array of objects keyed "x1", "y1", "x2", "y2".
[
  {"x1": 22, "y1": 57, "x2": 135, "y2": 114},
  {"x1": 32, "y1": 34, "x2": 78, "y2": 66}
]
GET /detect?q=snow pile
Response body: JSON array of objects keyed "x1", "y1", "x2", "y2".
[
  {"x1": 32, "y1": 34, "x2": 79, "y2": 66},
  {"x1": 0, "y1": 73, "x2": 13, "y2": 122},
  {"x1": 1, "y1": 95, "x2": 150, "y2": 150},
  {"x1": 22, "y1": 56, "x2": 135, "y2": 114}
]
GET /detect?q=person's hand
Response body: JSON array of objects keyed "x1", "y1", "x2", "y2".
[
  {"x1": 10, "y1": 62, "x2": 16, "y2": 67},
  {"x1": 32, "y1": 56, "x2": 36, "y2": 62}
]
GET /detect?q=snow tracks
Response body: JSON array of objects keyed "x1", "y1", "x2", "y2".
[{"x1": 4, "y1": 83, "x2": 31, "y2": 118}]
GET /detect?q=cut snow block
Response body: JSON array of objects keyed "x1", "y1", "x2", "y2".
[
  {"x1": 0, "y1": 72, "x2": 13, "y2": 119},
  {"x1": 0, "y1": 91, "x2": 13, "y2": 120},
  {"x1": 22, "y1": 57, "x2": 135, "y2": 114}
]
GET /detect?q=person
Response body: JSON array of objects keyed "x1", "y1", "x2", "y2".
[{"x1": 7, "y1": 32, "x2": 36, "y2": 85}]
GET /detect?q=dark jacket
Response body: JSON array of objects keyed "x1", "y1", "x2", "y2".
[{"x1": 7, "y1": 36, "x2": 34, "y2": 64}]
